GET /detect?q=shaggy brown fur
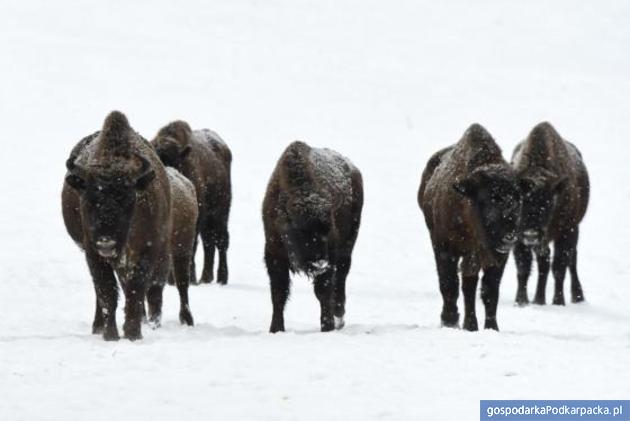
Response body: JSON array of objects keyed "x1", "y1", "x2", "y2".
[
  {"x1": 419, "y1": 124, "x2": 522, "y2": 331},
  {"x1": 263, "y1": 141, "x2": 363, "y2": 332},
  {"x1": 62, "y1": 111, "x2": 197, "y2": 341},
  {"x1": 152, "y1": 121, "x2": 232, "y2": 284},
  {"x1": 512, "y1": 122, "x2": 590, "y2": 305}
]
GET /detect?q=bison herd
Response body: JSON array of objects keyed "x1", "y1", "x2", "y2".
[{"x1": 62, "y1": 111, "x2": 589, "y2": 340}]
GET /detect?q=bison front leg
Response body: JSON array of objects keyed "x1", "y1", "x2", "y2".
[
  {"x1": 513, "y1": 242, "x2": 532, "y2": 306},
  {"x1": 92, "y1": 297, "x2": 105, "y2": 334},
  {"x1": 532, "y1": 246, "x2": 550, "y2": 305},
  {"x1": 461, "y1": 274, "x2": 479, "y2": 331},
  {"x1": 314, "y1": 267, "x2": 336, "y2": 332},
  {"x1": 87, "y1": 254, "x2": 119, "y2": 341},
  {"x1": 480, "y1": 265, "x2": 505, "y2": 331},
  {"x1": 333, "y1": 255, "x2": 352, "y2": 330},
  {"x1": 552, "y1": 230, "x2": 577, "y2": 306},
  {"x1": 266, "y1": 248, "x2": 290, "y2": 333},
  {"x1": 216, "y1": 226, "x2": 229, "y2": 285},
  {"x1": 122, "y1": 276, "x2": 146, "y2": 341}
]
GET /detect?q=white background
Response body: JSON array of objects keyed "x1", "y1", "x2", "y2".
[{"x1": 1, "y1": 1, "x2": 629, "y2": 420}]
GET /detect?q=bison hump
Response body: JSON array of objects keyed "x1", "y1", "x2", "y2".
[{"x1": 309, "y1": 148, "x2": 355, "y2": 203}]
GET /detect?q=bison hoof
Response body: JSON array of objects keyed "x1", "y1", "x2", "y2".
[
  {"x1": 571, "y1": 293, "x2": 585, "y2": 303},
  {"x1": 321, "y1": 324, "x2": 334, "y2": 332},
  {"x1": 103, "y1": 326, "x2": 120, "y2": 341},
  {"x1": 124, "y1": 331, "x2": 143, "y2": 341},
  {"x1": 269, "y1": 326, "x2": 285, "y2": 333},
  {"x1": 334, "y1": 316, "x2": 345, "y2": 330},
  {"x1": 463, "y1": 317, "x2": 478, "y2": 331},
  {"x1": 515, "y1": 293, "x2": 529, "y2": 307},
  {"x1": 148, "y1": 316, "x2": 162, "y2": 330},
  {"x1": 484, "y1": 319, "x2": 499, "y2": 331},
  {"x1": 199, "y1": 268, "x2": 214, "y2": 284},
  {"x1": 92, "y1": 323, "x2": 104, "y2": 335},
  {"x1": 217, "y1": 278, "x2": 228, "y2": 286},
  {"x1": 123, "y1": 323, "x2": 142, "y2": 341},
  {"x1": 532, "y1": 296, "x2": 546, "y2": 305},
  {"x1": 179, "y1": 307, "x2": 194, "y2": 326},
  {"x1": 440, "y1": 311, "x2": 459, "y2": 328},
  {"x1": 552, "y1": 295, "x2": 566, "y2": 306}
]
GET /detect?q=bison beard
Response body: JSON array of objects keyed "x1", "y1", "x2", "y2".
[
  {"x1": 263, "y1": 141, "x2": 363, "y2": 333},
  {"x1": 61, "y1": 111, "x2": 197, "y2": 341}
]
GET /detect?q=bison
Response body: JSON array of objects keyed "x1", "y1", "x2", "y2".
[
  {"x1": 512, "y1": 122, "x2": 589, "y2": 306},
  {"x1": 151, "y1": 121, "x2": 232, "y2": 285},
  {"x1": 263, "y1": 141, "x2": 363, "y2": 333},
  {"x1": 418, "y1": 124, "x2": 522, "y2": 331},
  {"x1": 62, "y1": 111, "x2": 197, "y2": 341}
]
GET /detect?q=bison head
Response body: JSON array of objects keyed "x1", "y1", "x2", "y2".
[
  {"x1": 453, "y1": 166, "x2": 522, "y2": 255},
  {"x1": 285, "y1": 193, "x2": 333, "y2": 276},
  {"x1": 65, "y1": 154, "x2": 155, "y2": 259},
  {"x1": 517, "y1": 169, "x2": 567, "y2": 247},
  {"x1": 153, "y1": 136, "x2": 191, "y2": 170}
]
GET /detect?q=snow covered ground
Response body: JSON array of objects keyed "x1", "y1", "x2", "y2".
[{"x1": 1, "y1": 1, "x2": 629, "y2": 419}]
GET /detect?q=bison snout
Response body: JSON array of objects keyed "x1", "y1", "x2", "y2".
[
  {"x1": 522, "y1": 229, "x2": 540, "y2": 246},
  {"x1": 95, "y1": 236, "x2": 118, "y2": 258}
]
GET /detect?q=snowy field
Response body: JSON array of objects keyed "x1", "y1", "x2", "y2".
[{"x1": 1, "y1": 1, "x2": 630, "y2": 420}]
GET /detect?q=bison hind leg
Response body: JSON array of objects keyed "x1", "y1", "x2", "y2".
[
  {"x1": 173, "y1": 254, "x2": 194, "y2": 326},
  {"x1": 569, "y1": 228, "x2": 585, "y2": 303}
]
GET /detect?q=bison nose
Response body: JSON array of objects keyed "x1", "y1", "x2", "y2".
[
  {"x1": 95, "y1": 236, "x2": 117, "y2": 257},
  {"x1": 523, "y1": 229, "x2": 538, "y2": 238},
  {"x1": 522, "y1": 229, "x2": 540, "y2": 246}
]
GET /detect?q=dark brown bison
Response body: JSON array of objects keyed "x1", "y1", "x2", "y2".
[
  {"x1": 151, "y1": 121, "x2": 232, "y2": 285},
  {"x1": 263, "y1": 141, "x2": 363, "y2": 333},
  {"x1": 62, "y1": 111, "x2": 197, "y2": 341},
  {"x1": 512, "y1": 122, "x2": 589, "y2": 306},
  {"x1": 418, "y1": 124, "x2": 522, "y2": 331}
]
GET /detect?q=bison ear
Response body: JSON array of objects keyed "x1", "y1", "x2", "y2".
[
  {"x1": 180, "y1": 145, "x2": 192, "y2": 159},
  {"x1": 135, "y1": 169, "x2": 155, "y2": 190},
  {"x1": 65, "y1": 174, "x2": 86, "y2": 191},
  {"x1": 452, "y1": 178, "x2": 477, "y2": 197},
  {"x1": 554, "y1": 177, "x2": 568, "y2": 194}
]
